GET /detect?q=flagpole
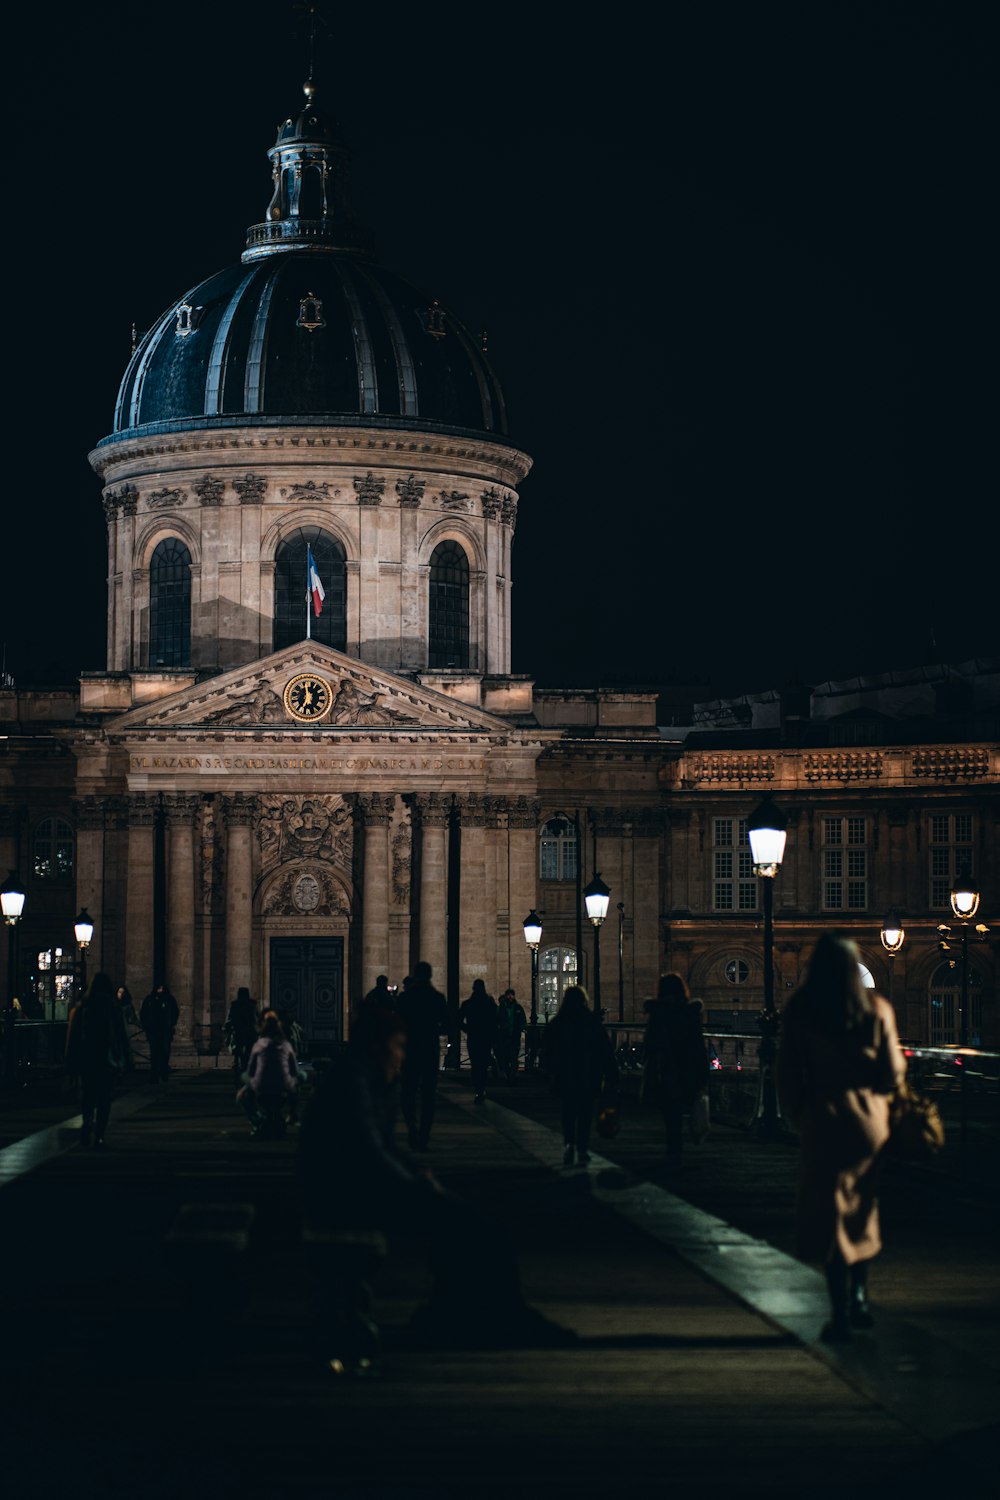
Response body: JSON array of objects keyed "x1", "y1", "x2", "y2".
[{"x1": 306, "y1": 549, "x2": 311, "y2": 640}]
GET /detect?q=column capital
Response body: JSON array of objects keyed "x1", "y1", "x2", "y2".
[
  {"x1": 163, "y1": 792, "x2": 202, "y2": 825},
  {"x1": 73, "y1": 796, "x2": 107, "y2": 832},
  {"x1": 507, "y1": 796, "x2": 541, "y2": 830},
  {"x1": 455, "y1": 793, "x2": 488, "y2": 829},
  {"x1": 221, "y1": 792, "x2": 256, "y2": 828},
  {"x1": 127, "y1": 792, "x2": 158, "y2": 828},
  {"x1": 357, "y1": 792, "x2": 395, "y2": 827},
  {"x1": 415, "y1": 792, "x2": 453, "y2": 829}
]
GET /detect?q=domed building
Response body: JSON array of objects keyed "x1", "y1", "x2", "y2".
[{"x1": 0, "y1": 84, "x2": 996, "y2": 1061}]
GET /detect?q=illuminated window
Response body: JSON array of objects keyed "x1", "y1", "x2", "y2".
[
  {"x1": 428, "y1": 541, "x2": 469, "y2": 669},
  {"x1": 34, "y1": 947, "x2": 77, "y2": 1022},
  {"x1": 33, "y1": 818, "x2": 74, "y2": 881},
  {"x1": 822, "y1": 816, "x2": 868, "y2": 911},
  {"x1": 539, "y1": 946, "x2": 578, "y2": 1023},
  {"x1": 540, "y1": 817, "x2": 578, "y2": 882},
  {"x1": 929, "y1": 813, "x2": 973, "y2": 908},
  {"x1": 149, "y1": 537, "x2": 192, "y2": 667},
  {"x1": 713, "y1": 818, "x2": 756, "y2": 911}
]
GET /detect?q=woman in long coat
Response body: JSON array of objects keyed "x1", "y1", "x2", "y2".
[
  {"x1": 640, "y1": 972, "x2": 710, "y2": 1170},
  {"x1": 544, "y1": 985, "x2": 616, "y2": 1168},
  {"x1": 777, "y1": 934, "x2": 905, "y2": 1342},
  {"x1": 65, "y1": 972, "x2": 129, "y2": 1147}
]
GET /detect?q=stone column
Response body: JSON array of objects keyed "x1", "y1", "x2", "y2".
[
  {"x1": 484, "y1": 799, "x2": 508, "y2": 993},
  {"x1": 388, "y1": 802, "x2": 413, "y2": 985},
  {"x1": 458, "y1": 794, "x2": 488, "y2": 994},
  {"x1": 632, "y1": 813, "x2": 662, "y2": 1021},
  {"x1": 359, "y1": 793, "x2": 393, "y2": 994},
  {"x1": 506, "y1": 797, "x2": 539, "y2": 1003},
  {"x1": 73, "y1": 797, "x2": 106, "y2": 974},
  {"x1": 125, "y1": 794, "x2": 157, "y2": 997},
  {"x1": 417, "y1": 794, "x2": 450, "y2": 983},
  {"x1": 165, "y1": 793, "x2": 200, "y2": 1062},
  {"x1": 222, "y1": 793, "x2": 255, "y2": 1003}
]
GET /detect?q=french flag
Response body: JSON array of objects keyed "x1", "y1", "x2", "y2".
[{"x1": 307, "y1": 545, "x2": 325, "y2": 618}]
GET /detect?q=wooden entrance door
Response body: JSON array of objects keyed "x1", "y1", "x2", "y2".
[{"x1": 269, "y1": 937, "x2": 344, "y2": 1050}]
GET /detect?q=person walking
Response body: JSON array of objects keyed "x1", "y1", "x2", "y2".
[
  {"x1": 140, "y1": 981, "x2": 180, "y2": 1083},
  {"x1": 544, "y1": 985, "x2": 616, "y2": 1167},
  {"x1": 115, "y1": 984, "x2": 137, "y2": 1072},
  {"x1": 777, "y1": 933, "x2": 905, "y2": 1343},
  {"x1": 225, "y1": 986, "x2": 259, "y2": 1075},
  {"x1": 239, "y1": 1010, "x2": 300, "y2": 1137},
  {"x1": 396, "y1": 961, "x2": 449, "y2": 1149},
  {"x1": 495, "y1": 989, "x2": 527, "y2": 1082},
  {"x1": 459, "y1": 979, "x2": 498, "y2": 1103},
  {"x1": 640, "y1": 972, "x2": 710, "y2": 1172},
  {"x1": 65, "y1": 972, "x2": 129, "y2": 1148}
]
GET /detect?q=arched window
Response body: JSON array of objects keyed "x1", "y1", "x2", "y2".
[
  {"x1": 539, "y1": 945, "x2": 579, "y2": 1024},
  {"x1": 274, "y1": 527, "x2": 346, "y2": 652},
  {"x1": 149, "y1": 538, "x2": 192, "y2": 667},
  {"x1": 929, "y1": 961, "x2": 983, "y2": 1046},
  {"x1": 33, "y1": 818, "x2": 74, "y2": 881},
  {"x1": 540, "y1": 817, "x2": 578, "y2": 882},
  {"x1": 428, "y1": 540, "x2": 469, "y2": 669}
]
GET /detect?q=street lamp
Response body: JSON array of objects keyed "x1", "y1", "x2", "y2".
[
  {"x1": 74, "y1": 907, "x2": 95, "y2": 996},
  {"x1": 584, "y1": 872, "x2": 610, "y2": 1018},
  {"x1": 1, "y1": 871, "x2": 26, "y2": 1093},
  {"x1": 523, "y1": 909, "x2": 542, "y2": 1026},
  {"x1": 746, "y1": 796, "x2": 787, "y2": 1139},
  {"x1": 949, "y1": 878, "x2": 982, "y2": 1048},
  {"x1": 879, "y1": 914, "x2": 905, "y2": 1010}
]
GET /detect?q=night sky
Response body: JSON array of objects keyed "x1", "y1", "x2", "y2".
[{"x1": 4, "y1": 2, "x2": 997, "y2": 700}]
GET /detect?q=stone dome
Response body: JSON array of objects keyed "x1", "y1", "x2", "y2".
[{"x1": 111, "y1": 84, "x2": 508, "y2": 442}]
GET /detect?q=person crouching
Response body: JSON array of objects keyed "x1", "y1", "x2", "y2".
[{"x1": 239, "y1": 1010, "x2": 299, "y2": 1137}]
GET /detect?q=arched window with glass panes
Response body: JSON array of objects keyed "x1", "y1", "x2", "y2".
[
  {"x1": 539, "y1": 816, "x2": 578, "y2": 882},
  {"x1": 274, "y1": 527, "x2": 346, "y2": 652},
  {"x1": 428, "y1": 540, "x2": 469, "y2": 669},
  {"x1": 149, "y1": 538, "x2": 192, "y2": 667},
  {"x1": 539, "y1": 945, "x2": 578, "y2": 1023}
]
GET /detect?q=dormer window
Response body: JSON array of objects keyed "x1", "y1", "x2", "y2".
[
  {"x1": 424, "y1": 302, "x2": 447, "y2": 338},
  {"x1": 175, "y1": 303, "x2": 196, "y2": 337},
  {"x1": 297, "y1": 294, "x2": 325, "y2": 331}
]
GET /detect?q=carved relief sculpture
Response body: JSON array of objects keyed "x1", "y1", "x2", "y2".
[
  {"x1": 205, "y1": 679, "x2": 287, "y2": 725},
  {"x1": 194, "y1": 475, "x2": 225, "y2": 507},
  {"x1": 396, "y1": 474, "x2": 426, "y2": 508},
  {"x1": 255, "y1": 794, "x2": 352, "y2": 874},
  {"x1": 146, "y1": 488, "x2": 186, "y2": 509},
  {"x1": 354, "y1": 471, "x2": 385, "y2": 506},
  {"x1": 480, "y1": 488, "x2": 502, "y2": 519},
  {"x1": 234, "y1": 473, "x2": 267, "y2": 505}
]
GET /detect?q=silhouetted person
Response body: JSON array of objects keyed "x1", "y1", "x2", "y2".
[
  {"x1": 641, "y1": 972, "x2": 710, "y2": 1172},
  {"x1": 459, "y1": 979, "x2": 498, "y2": 1102},
  {"x1": 396, "y1": 960, "x2": 449, "y2": 1149},
  {"x1": 298, "y1": 1005, "x2": 575, "y2": 1349},
  {"x1": 545, "y1": 985, "x2": 616, "y2": 1167},
  {"x1": 225, "y1": 986, "x2": 259, "y2": 1074},
  {"x1": 496, "y1": 989, "x2": 527, "y2": 1081},
  {"x1": 778, "y1": 934, "x2": 905, "y2": 1343},
  {"x1": 115, "y1": 984, "x2": 137, "y2": 1072},
  {"x1": 140, "y1": 981, "x2": 179, "y2": 1083},
  {"x1": 66, "y1": 972, "x2": 129, "y2": 1148},
  {"x1": 362, "y1": 975, "x2": 393, "y2": 1009}
]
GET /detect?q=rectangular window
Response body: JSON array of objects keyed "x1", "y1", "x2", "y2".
[
  {"x1": 929, "y1": 814, "x2": 975, "y2": 907},
  {"x1": 713, "y1": 817, "x2": 755, "y2": 911},
  {"x1": 822, "y1": 817, "x2": 867, "y2": 911}
]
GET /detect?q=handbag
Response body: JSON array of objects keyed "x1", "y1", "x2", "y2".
[
  {"x1": 596, "y1": 1100, "x2": 621, "y2": 1139},
  {"x1": 689, "y1": 1090, "x2": 710, "y2": 1143},
  {"x1": 887, "y1": 1080, "x2": 945, "y2": 1162}
]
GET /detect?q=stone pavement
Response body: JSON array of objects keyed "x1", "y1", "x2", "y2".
[{"x1": 0, "y1": 1064, "x2": 997, "y2": 1500}]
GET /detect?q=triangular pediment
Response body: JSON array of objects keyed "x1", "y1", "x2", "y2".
[{"x1": 109, "y1": 645, "x2": 513, "y2": 734}]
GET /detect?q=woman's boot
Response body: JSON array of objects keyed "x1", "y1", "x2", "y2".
[
  {"x1": 821, "y1": 1256, "x2": 852, "y2": 1343},
  {"x1": 849, "y1": 1261, "x2": 874, "y2": 1329}
]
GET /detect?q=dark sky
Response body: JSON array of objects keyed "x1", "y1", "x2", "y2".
[{"x1": 4, "y1": 1, "x2": 997, "y2": 698}]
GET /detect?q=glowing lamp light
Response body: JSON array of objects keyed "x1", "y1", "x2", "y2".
[
  {"x1": 74, "y1": 907, "x2": 95, "y2": 949},
  {"x1": 0, "y1": 872, "x2": 25, "y2": 925},
  {"x1": 879, "y1": 919, "x2": 905, "y2": 956},
  {"x1": 584, "y1": 873, "x2": 611, "y2": 926},
  {"x1": 523, "y1": 910, "x2": 542, "y2": 949},
  {"x1": 746, "y1": 796, "x2": 787, "y2": 878},
  {"x1": 950, "y1": 880, "x2": 980, "y2": 921}
]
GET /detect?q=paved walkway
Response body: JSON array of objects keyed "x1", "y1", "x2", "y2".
[{"x1": 0, "y1": 1067, "x2": 996, "y2": 1499}]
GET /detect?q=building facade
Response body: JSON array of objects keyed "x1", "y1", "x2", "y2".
[{"x1": 1, "y1": 88, "x2": 996, "y2": 1053}]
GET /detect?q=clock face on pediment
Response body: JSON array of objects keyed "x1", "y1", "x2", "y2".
[{"x1": 282, "y1": 673, "x2": 333, "y2": 723}]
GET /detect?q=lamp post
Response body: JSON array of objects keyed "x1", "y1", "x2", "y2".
[
  {"x1": 584, "y1": 873, "x2": 610, "y2": 1018},
  {"x1": 879, "y1": 914, "x2": 905, "y2": 1011},
  {"x1": 74, "y1": 907, "x2": 95, "y2": 997},
  {"x1": 746, "y1": 796, "x2": 787, "y2": 1140},
  {"x1": 949, "y1": 878, "x2": 981, "y2": 1049},
  {"x1": 616, "y1": 901, "x2": 625, "y2": 1025},
  {"x1": 1, "y1": 871, "x2": 26, "y2": 1093},
  {"x1": 523, "y1": 910, "x2": 542, "y2": 1026}
]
